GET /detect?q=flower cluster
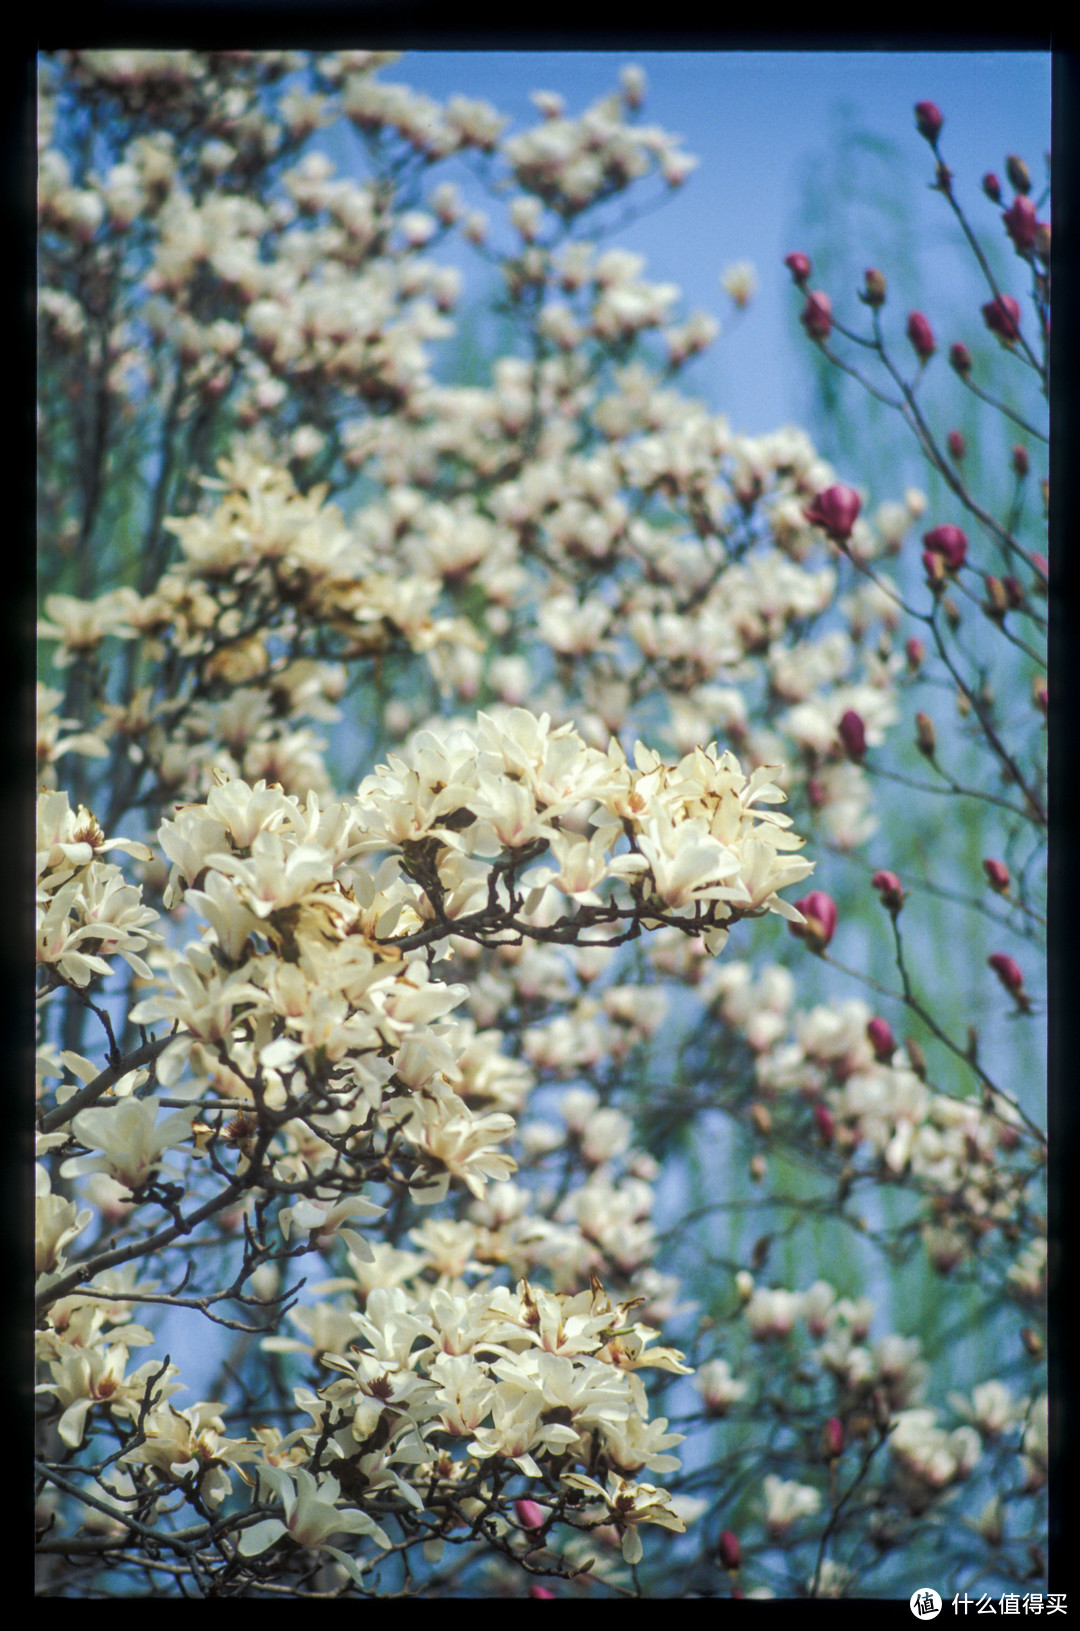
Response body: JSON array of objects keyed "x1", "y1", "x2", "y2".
[
  {"x1": 241, "y1": 1276, "x2": 690, "y2": 1570},
  {"x1": 692, "y1": 955, "x2": 1042, "y2": 1277},
  {"x1": 37, "y1": 791, "x2": 160, "y2": 989}
]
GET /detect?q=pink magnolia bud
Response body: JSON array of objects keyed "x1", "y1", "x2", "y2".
[
  {"x1": 871, "y1": 870, "x2": 905, "y2": 913},
  {"x1": 790, "y1": 890, "x2": 838, "y2": 949},
  {"x1": 784, "y1": 251, "x2": 812, "y2": 285},
  {"x1": 988, "y1": 952, "x2": 1026, "y2": 1000},
  {"x1": 914, "y1": 101, "x2": 944, "y2": 142},
  {"x1": 923, "y1": 524, "x2": 968, "y2": 571},
  {"x1": 983, "y1": 858, "x2": 1011, "y2": 893},
  {"x1": 982, "y1": 295, "x2": 1022, "y2": 344},
  {"x1": 800, "y1": 290, "x2": 833, "y2": 341},
  {"x1": 528, "y1": 1586, "x2": 556, "y2": 1599},
  {"x1": 949, "y1": 341, "x2": 973, "y2": 376},
  {"x1": 813, "y1": 1103, "x2": 835, "y2": 1145},
  {"x1": 862, "y1": 267, "x2": 887, "y2": 307},
  {"x1": 947, "y1": 429, "x2": 966, "y2": 461},
  {"x1": 804, "y1": 484, "x2": 861, "y2": 544},
  {"x1": 1004, "y1": 194, "x2": 1038, "y2": 251},
  {"x1": 1002, "y1": 575, "x2": 1024, "y2": 609},
  {"x1": 906, "y1": 310, "x2": 936, "y2": 362},
  {"x1": 515, "y1": 1500, "x2": 546, "y2": 1533},
  {"x1": 718, "y1": 1530, "x2": 742, "y2": 1571},
  {"x1": 1005, "y1": 153, "x2": 1031, "y2": 195},
  {"x1": 1011, "y1": 444, "x2": 1030, "y2": 477},
  {"x1": 905, "y1": 636, "x2": 925, "y2": 671},
  {"x1": 982, "y1": 172, "x2": 1002, "y2": 202},
  {"x1": 867, "y1": 1016, "x2": 896, "y2": 1061},
  {"x1": 838, "y1": 709, "x2": 867, "y2": 761},
  {"x1": 200, "y1": 370, "x2": 231, "y2": 402},
  {"x1": 823, "y1": 1417, "x2": 845, "y2": 1460}
]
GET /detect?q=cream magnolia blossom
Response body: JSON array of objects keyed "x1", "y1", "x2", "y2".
[
  {"x1": 121, "y1": 1401, "x2": 259, "y2": 1507},
  {"x1": 560, "y1": 1470, "x2": 687, "y2": 1564},
  {"x1": 36, "y1": 1170, "x2": 91, "y2": 1280},
  {"x1": 61, "y1": 1097, "x2": 198, "y2": 1192},
  {"x1": 763, "y1": 1474, "x2": 822, "y2": 1535},
  {"x1": 237, "y1": 1465, "x2": 391, "y2": 1561},
  {"x1": 37, "y1": 1341, "x2": 183, "y2": 1449}
]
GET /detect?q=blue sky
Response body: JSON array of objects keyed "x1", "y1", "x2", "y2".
[{"x1": 378, "y1": 50, "x2": 1051, "y2": 436}]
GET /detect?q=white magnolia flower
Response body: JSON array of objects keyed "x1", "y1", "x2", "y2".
[
  {"x1": 61, "y1": 1097, "x2": 197, "y2": 1192},
  {"x1": 763, "y1": 1473, "x2": 821, "y2": 1534},
  {"x1": 238, "y1": 1465, "x2": 390, "y2": 1558}
]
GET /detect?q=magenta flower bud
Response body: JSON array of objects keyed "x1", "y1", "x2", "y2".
[
  {"x1": 838, "y1": 709, "x2": 867, "y2": 761},
  {"x1": 983, "y1": 858, "x2": 1011, "y2": 894},
  {"x1": 528, "y1": 1586, "x2": 556, "y2": 1599},
  {"x1": 906, "y1": 310, "x2": 936, "y2": 362},
  {"x1": 923, "y1": 524, "x2": 968, "y2": 571},
  {"x1": 914, "y1": 101, "x2": 944, "y2": 142},
  {"x1": 871, "y1": 870, "x2": 905, "y2": 913},
  {"x1": 867, "y1": 1016, "x2": 896, "y2": 1061},
  {"x1": 784, "y1": 251, "x2": 812, "y2": 285},
  {"x1": 813, "y1": 1103, "x2": 835, "y2": 1145},
  {"x1": 1011, "y1": 444, "x2": 1030, "y2": 477},
  {"x1": 949, "y1": 342, "x2": 973, "y2": 376},
  {"x1": 947, "y1": 430, "x2": 966, "y2": 462},
  {"x1": 982, "y1": 295, "x2": 1022, "y2": 344},
  {"x1": 515, "y1": 1500, "x2": 546, "y2": 1533},
  {"x1": 790, "y1": 890, "x2": 838, "y2": 949},
  {"x1": 803, "y1": 483, "x2": 860, "y2": 543},
  {"x1": 1004, "y1": 194, "x2": 1038, "y2": 252},
  {"x1": 822, "y1": 1417, "x2": 846, "y2": 1460},
  {"x1": 718, "y1": 1530, "x2": 742, "y2": 1571},
  {"x1": 905, "y1": 637, "x2": 925, "y2": 672},
  {"x1": 982, "y1": 172, "x2": 1002, "y2": 202},
  {"x1": 1002, "y1": 574, "x2": 1024, "y2": 609},
  {"x1": 988, "y1": 952, "x2": 1025, "y2": 995},
  {"x1": 800, "y1": 290, "x2": 833, "y2": 341}
]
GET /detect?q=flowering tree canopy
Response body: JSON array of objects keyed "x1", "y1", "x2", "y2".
[{"x1": 36, "y1": 51, "x2": 1048, "y2": 1601}]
